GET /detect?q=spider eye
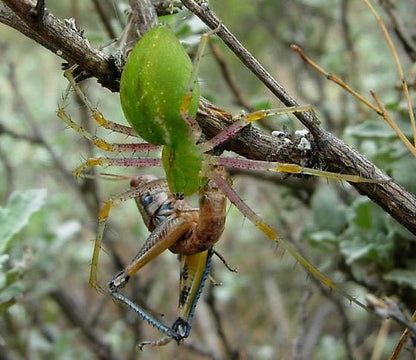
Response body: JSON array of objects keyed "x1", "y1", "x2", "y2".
[{"x1": 173, "y1": 192, "x2": 184, "y2": 200}]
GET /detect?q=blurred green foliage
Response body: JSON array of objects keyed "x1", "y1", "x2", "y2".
[{"x1": 0, "y1": 189, "x2": 47, "y2": 312}]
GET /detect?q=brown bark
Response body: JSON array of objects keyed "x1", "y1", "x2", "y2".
[{"x1": 1, "y1": 0, "x2": 415, "y2": 235}]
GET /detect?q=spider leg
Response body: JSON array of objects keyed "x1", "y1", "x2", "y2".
[
  {"x1": 200, "y1": 105, "x2": 313, "y2": 152},
  {"x1": 72, "y1": 157, "x2": 161, "y2": 178},
  {"x1": 58, "y1": 68, "x2": 160, "y2": 153},
  {"x1": 63, "y1": 67, "x2": 140, "y2": 137},
  {"x1": 207, "y1": 155, "x2": 390, "y2": 183},
  {"x1": 209, "y1": 167, "x2": 367, "y2": 310},
  {"x1": 180, "y1": 26, "x2": 222, "y2": 141},
  {"x1": 89, "y1": 178, "x2": 167, "y2": 289}
]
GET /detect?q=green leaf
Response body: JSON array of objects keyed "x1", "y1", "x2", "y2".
[
  {"x1": 310, "y1": 186, "x2": 347, "y2": 234},
  {"x1": 347, "y1": 197, "x2": 386, "y2": 230},
  {"x1": 339, "y1": 198, "x2": 396, "y2": 268},
  {"x1": 309, "y1": 230, "x2": 337, "y2": 243},
  {"x1": 383, "y1": 270, "x2": 416, "y2": 289},
  {"x1": 309, "y1": 230, "x2": 337, "y2": 251},
  {"x1": 0, "y1": 189, "x2": 47, "y2": 254},
  {"x1": 346, "y1": 121, "x2": 397, "y2": 139},
  {"x1": 0, "y1": 298, "x2": 16, "y2": 313},
  {"x1": 340, "y1": 239, "x2": 377, "y2": 264},
  {"x1": 0, "y1": 282, "x2": 25, "y2": 313},
  {"x1": 392, "y1": 156, "x2": 416, "y2": 194}
]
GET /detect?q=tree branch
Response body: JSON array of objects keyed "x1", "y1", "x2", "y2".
[
  {"x1": 1, "y1": 0, "x2": 121, "y2": 91},
  {"x1": 1, "y1": 0, "x2": 415, "y2": 234},
  {"x1": 181, "y1": 0, "x2": 416, "y2": 235}
]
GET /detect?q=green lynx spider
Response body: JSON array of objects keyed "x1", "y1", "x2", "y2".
[{"x1": 58, "y1": 24, "x2": 384, "y2": 346}]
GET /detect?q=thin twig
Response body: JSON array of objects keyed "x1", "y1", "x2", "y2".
[
  {"x1": 128, "y1": 0, "x2": 158, "y2": 37},
  {"x1": 0, "y1": 146, "x2": 14, "y2": 201},
  {"x1": 292, "y1": 288, "x2": 312, "y2": 360},
  {"x1": 182, "y1": 340, "x2": 221, "y2": 360},
  {"x1": 33, "y1": 0, "x2": 45, "y2": 23},
  {"x1": 362, "y1": 0, "x2": 416, "y2": 146},
  {"x1": 291, "y1": 42, "x2": 416, "y2": 158},
  {"x1": 379, "y1": 0, "x2": 416, "y2": 62},
  {"x1": 0, "y1": 122, "x2": 42, "y2": 144},
  {"x1": 291, "y1": 3, "x2": 416, "y2": 157},
  {"x1": 389, "y1": 309, "x2": 416, "y2": 360},
  {"x1": 371, "y1": 319, "x2": 391, "y2": 360},
  {"x1": 289, "y1": 242, "x2": 355, "y2": 359},
  {"x1": 50, "y1": 289, "x2": 121, "y2": 360},
  {"x1": 180, "y1": 0, "x2": 322, "y2": 135},
  {"x1": 91, "y1": 0, "x2": 117, "y2": 39},
  {"x1": 371, "y1": 90, "x2": 416, "y2": 157},
  {"x1": 206, "y1": 286, "x2": 239, "y2": 359},
  {"x1": 290, "y1": 45, "x2": 382, "y2": 115},
  {"x1": 209, "y1": 42, "x2": 254, "y2": 111},
  {"x1": 366, "y1": 295, "x2": 416, "y2": 335}
]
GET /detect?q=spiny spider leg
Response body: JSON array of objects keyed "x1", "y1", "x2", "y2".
[
  {"x1": 58, "y1": 69, "x2": 160, "y2": 153},
  {"x1": 58, "y1": 72, "x2": 165, "y2": 182},
  {"x1": 181, "y1": 26, "x2": 386, "y2": 184},
  {"x1": 72, "y1": 157, "x2": 161, "y2": 178},
  {"x1": 208, "y1": 168, "x2": 366, "y2": 309},
  {"x1": 59, "y1": 22, "x2": 387, "y2": 347},
  {"x1": 180, "y1": 25, "x2": 222, "y2": 141},
  {"x1": 63, "y1": 67, "x2": 141, "y2": 138},
  {"x1": 207, "y1": 155, "x2": 390, "y2": 183},
  {"x1": 200, "y1": 105, "x2": 313, "y2": 153},
  {"x1": 176, "y1": 25, "x2": 383, "y2": 311},
  {"x1": 90, "y1": 177, "x2": 168, "y2": 289}
]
